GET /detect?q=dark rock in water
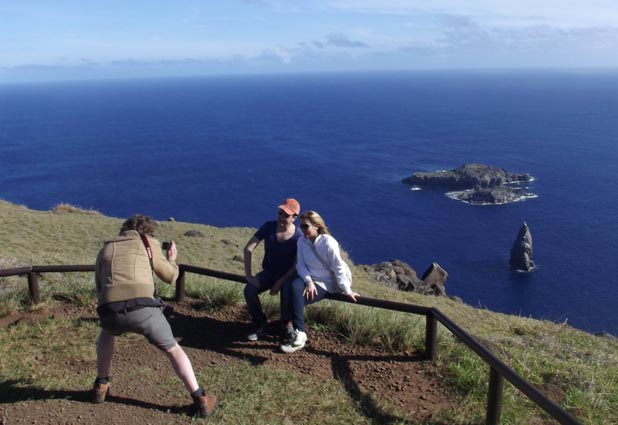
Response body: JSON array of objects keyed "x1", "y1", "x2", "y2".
[
  {"x1": 402, "y1": 163, "x2": 535, "y2": 205},
  {"x1": 510, "y1": 222, "x2": 534, "y2": 271},
  {"x1": 449, "y1": 186, "x2": 527, "y2": 205},
  {"x1": 402, "y1": 163, "x2": 531, "y2": 189}
]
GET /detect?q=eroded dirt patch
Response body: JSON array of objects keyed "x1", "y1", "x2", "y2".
[{"x1": 1, "y1": 302, "x2": 457, "y2": 424}]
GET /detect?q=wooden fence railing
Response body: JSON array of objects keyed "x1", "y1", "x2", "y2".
[{"x1": 0, "y1": 264, "x2": 582, "y2": 425}]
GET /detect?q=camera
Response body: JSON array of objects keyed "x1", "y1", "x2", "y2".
[{"x1": 161, "y1": 241, "x2": 171, "y2": 251}]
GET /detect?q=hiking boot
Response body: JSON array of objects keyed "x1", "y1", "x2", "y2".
[
  {"x1": 280, "y1": 330, "x2": 307, "y2": 353},
  {"x1": 247, "y1": 326, "x2": 268, "y2": 341},
  {"x1": 92, "y1": 382, "x2": 110, "y2": 404},
  {"x1": 193, "y1": 393, "x2": 218, "y2": 417}
]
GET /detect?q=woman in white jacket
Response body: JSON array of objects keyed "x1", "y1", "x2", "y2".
[{"x1": 280, "y1": 211, "x2": 359, "y2": 353}]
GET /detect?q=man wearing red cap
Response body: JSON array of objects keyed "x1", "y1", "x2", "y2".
[{"x1": 243, "y1": 198, "x2": 302, "y2": 341}]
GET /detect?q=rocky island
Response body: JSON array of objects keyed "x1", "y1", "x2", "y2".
[{"x1": 402, "y1": 163, "x2": 536, "y2": 205}]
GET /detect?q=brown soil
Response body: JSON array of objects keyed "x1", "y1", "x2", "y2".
[{"x1": 0, "y1": 301, "x2": 457, "y2": 424}]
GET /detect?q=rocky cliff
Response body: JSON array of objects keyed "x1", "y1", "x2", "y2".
[{"x1": 363, "y1": 259, "x2": 451, "y2": 297}]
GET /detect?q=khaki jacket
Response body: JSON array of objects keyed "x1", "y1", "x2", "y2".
[{"x1": 95, "y1": 230, "x2": 179, "y2": 306}]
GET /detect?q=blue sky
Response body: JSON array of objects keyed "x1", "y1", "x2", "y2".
[{"x1": 2, "y1": 0, "x2": 618, "y2": 82}]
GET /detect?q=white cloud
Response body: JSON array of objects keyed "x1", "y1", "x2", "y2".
[
  {"x1": 253, "y1": 45, "x2": 292, "y2": 64},
  {"x1": 323, "y1": 0, "x2": 618, "y2": 28},
  {"x1": 3, "y1": 0, "x2": 618, "y2": 81},
  {"x1": 325, "y1": 33, "x2": 370, "y2": 48}
]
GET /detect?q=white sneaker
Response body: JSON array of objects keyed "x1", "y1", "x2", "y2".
[
  {"x1": 280, "y1": 330, "x2": 307, "y2": 353},
  {"x1": 247, "y1": 326, "x2": 267, "y2": 341}
]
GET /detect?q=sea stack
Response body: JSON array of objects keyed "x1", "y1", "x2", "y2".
[{"x1": 510, "y1": 222, "x2": 534, "y2": 271}]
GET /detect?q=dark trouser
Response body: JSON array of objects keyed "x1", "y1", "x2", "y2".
[
  {"x1": 243, "y1": 271, "x2": 290, "y2": 327},
  {"x1": 281, "y1": 277, "x2": 328, "y2": 332}
]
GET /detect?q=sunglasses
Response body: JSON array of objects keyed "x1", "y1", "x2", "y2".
[
  {"x1": 300, "y1": 223, "x2": 314, "y2": 230},
  {"x1": 278, "y1": 210, "x2": 292, "y2": 218}
]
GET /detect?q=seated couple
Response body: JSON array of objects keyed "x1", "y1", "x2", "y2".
[{"x1": 243, "y1": 198, "x2": 360, "y2": 353}]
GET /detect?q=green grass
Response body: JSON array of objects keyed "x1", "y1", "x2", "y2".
[
  {"x1": 0, "y1": 316, "x2": 97, "y2": 389},
  {"x1": 306, "y1": 301, "x2": 427, "y2": 351},
  {"x1": 1, "y1": 199, "x2": 618, "y2": 423},
  {"x1": 183, "y1": 276, "x2": 244, "y2": 311},
  {"x1": 0, "y1": 315, "x2": 379, "y2": 424}
]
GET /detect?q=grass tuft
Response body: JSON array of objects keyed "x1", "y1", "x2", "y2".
[
  {"x1": 51, "y1": 203, "x2": 100, "y2": 215},
  {"x1": 307, "y1": 301, "x2": 426, "y2": 352},
  {"x1": 184, "y1": 277, "x2": 243, "y2": 311},
  {"x1": 0, "y1": 286, "x2": 31, "y2": 317}
]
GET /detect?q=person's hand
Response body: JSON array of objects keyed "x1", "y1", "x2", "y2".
[
  {"x1": 168, "y1": 241, "x2": 177, "y2": 261},
  {"x1": 270, "y1": 279, "x2": 283, "y2": 295},
  {"x1": 246, "y1": 276, "x2": 260, "y2": 288},
  {"x1": 348, "y1": 291, "x2": 360, "y2": 302},
  {"x1": 303, "y1": 281, "x2": 318, "y2": 301}
]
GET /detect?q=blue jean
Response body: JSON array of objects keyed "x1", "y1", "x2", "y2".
[
  {"x1": 244, "y1": 271, "x2": 290, "y2": 327},
  {"x1": 281, "y1": 277, "x2": 328, "y2": 332}
]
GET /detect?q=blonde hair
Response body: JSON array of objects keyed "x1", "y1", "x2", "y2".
[{"x1": 300, "y1": 211, "x2": 329, "y2": 235}]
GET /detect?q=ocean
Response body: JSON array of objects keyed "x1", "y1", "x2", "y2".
[{"x1": 1, "y1": 70, "x2": 618, "y2": 335}]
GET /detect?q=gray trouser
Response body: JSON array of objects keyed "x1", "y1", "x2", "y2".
[{"x1": 99, "y1": 306, "x2": 176, "y2": 350}]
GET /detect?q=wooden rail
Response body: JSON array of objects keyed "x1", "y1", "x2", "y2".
[{"x1": 0, "y1": 264, "x2": 582, "y2": 425}]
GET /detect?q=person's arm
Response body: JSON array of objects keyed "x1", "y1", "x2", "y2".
[
  {"x1": 324, "y1": 237, "x2": 355, "y2": 297},
  {"x1": 296, "y1": 239, "x2": 311, "y2": 284},
  {"x1": 243, "y1": 235, "x2": 261, "y2": 287},
  {"x1": 270, "y1": 263, "x2": 297, "y2": 295},
  {"x1": 297, "y1": 239, "x2": 318, "y2": 300},
  {"x1": 94, "y1": 248, "x2": 104, "y2": 293},
  {"x1": 151, "y1": 238, "x2": 179, "y2": 284}
]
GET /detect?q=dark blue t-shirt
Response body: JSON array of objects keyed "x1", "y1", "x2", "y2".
[{"x1": 255, "y1": 221, "x2": 302, "y2": 281}]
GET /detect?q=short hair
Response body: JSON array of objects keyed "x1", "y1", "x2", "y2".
[
  {"x1": 300, "y1": 211, "x2": 329, "y2": 235},
  {"x1": 120, "y1": 214, "x2": 157, "y2": 236}
]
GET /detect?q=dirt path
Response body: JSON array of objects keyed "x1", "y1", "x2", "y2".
[{"x1": 0, "y1": 302, "x2": 457, "y2": 424}]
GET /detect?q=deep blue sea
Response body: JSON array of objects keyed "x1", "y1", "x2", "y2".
[{"x1": 1, "y1": 71, "x2": 618, "y2": 335}]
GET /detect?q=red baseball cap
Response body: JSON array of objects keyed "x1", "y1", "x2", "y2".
[{"x1": 278, "y1": 198, "x2": 300, "y2": 216}]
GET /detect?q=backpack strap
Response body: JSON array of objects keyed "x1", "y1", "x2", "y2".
[
  {"x1": 308, "y1": 241, "x2": 331, "y2": 272},
  {"x1": 139, "y1": 233, "x2": 165, "y2": 303},
  {"x1": 139, "y1": 233, "x2": 154, "y2": 271}
]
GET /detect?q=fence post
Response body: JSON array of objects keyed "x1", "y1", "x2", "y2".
[
  {"x1": 486, "y1": 367, "x2": 504, "y2": 425},
  {"x1": 175, "y1": 270, "x2": 186, "y2": 302},
  {"x1": 425, "y1": 310, "x2": 437, "y2": 361},
  {"x1": 27, "y1": 272, "x2": 40, "y2": 304}
]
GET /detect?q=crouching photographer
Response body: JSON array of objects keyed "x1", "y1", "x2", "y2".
[{"x1": 92, "y1": 214, "x2": 217, "y2": 417}]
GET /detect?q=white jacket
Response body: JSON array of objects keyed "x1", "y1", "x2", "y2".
[{"x1": 296, "y1": 234, "x2": 352, "y2": 295}]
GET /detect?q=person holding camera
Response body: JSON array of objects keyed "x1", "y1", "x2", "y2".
[
  {"x1": 92, "y1": 214, "x2": 217, "y2": 417},
  {"x1": 243, "y1": 198, "x2": 302, "y2": 341}
]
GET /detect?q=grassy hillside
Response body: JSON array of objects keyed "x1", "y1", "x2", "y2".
[{"x1": 1, "y1": 199, "x2": 617, "y2": 424}]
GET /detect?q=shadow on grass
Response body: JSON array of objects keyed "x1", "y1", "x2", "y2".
[
  {"x1": 0, "y1": 379, "x2": 191, "y2": 414},
  {"x1": 311, "y1": 347, "x2": 428, "y2": 425},
  {"x1": 169, "y1": 309, "x2": 438, "y2": 425},
  {"x1": 168, "y1": 310, "x2": 277, "y2": 366}
]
